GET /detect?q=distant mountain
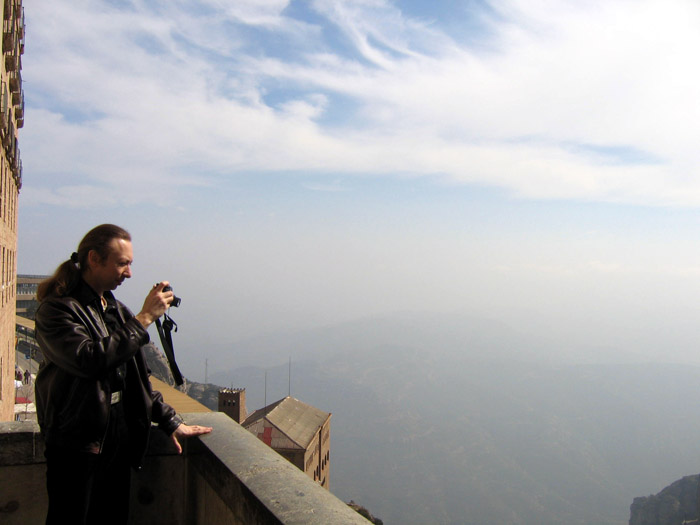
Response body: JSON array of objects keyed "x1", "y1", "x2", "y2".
[
  {"x1": 193, "y1": 313, "x2": 700, "y2": 524},
  {"x1": 215, "y1": 312, "x2": 558, "y2": 369}
]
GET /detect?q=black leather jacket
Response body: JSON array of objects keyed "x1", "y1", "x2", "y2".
[{"x1": 34, "y1": 279, "x2": 182, "y2": 469}]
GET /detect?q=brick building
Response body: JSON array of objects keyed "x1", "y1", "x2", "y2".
[
  {"x1": 0, "y1": 0, "x2": 24, "y2": 422},
  {"x1": 219, "y1": 389, "x2": 331, "y2": 489}
]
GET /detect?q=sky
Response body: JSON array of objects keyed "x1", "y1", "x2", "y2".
[{"x1": 17, "y1": 0, "x2": 700, "y2": 379}]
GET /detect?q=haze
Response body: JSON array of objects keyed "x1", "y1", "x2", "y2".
[{"x1": 18, "y1": 0, "x2": 700, "y2": 381}]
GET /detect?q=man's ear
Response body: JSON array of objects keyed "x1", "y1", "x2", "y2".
[{"x1": 87, "y1": 249, "x2": 102, "y2": 268}]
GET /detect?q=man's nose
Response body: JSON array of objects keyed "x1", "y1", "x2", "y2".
[{"x1": 124, "y1": 265, "x2": 132, "y2": 278}]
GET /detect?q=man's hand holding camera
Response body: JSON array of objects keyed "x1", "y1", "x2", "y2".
[{"x1": 135, "y1": 281, "x2": 175, "y2": 328}]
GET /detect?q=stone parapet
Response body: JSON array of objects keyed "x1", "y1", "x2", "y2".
[{"x1": 0, "y1": 412, "x2": 368, "y2": 524}]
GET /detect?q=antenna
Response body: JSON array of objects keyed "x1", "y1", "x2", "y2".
[
  {"x1": 288, "y1": 356, "x2": 291, "y2": 397},
  {"x1": 264, "y1": 370, "x2": 267, "y2": 410}
]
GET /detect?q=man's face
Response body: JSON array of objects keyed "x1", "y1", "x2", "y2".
[{"x1": 91, "y1": 238, "x2": 133, "y2": 293}]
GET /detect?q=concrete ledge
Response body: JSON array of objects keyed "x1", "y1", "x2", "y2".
[
  {"x1": 0, "y1": 415, "x2": 369, "y2": 524},
  {"x1": 0, "y1": 421, "x2": 47, "y2": 524},
  {"x1": 0, "y1": 420, "x2": 43, "y2": 466},
  {"x1": 182, "y1": 412, "x2": 370, "y2": 525}
]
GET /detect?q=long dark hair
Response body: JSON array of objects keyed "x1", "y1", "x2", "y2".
[{"x1": 37, "y1": 224, "x2": 131, "y2": 301}]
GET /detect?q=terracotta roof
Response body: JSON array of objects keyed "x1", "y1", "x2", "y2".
[
  {"x1": 243, "y1": 396, "x2": 330, "y2": 449},
  {"x1": 150, "y1": 377, "x2": 211, "y2": 414}
]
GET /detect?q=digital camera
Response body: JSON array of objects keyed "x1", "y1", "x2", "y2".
[{"x1": 162, "y1": 285, "x2": 181, "y2": 308}]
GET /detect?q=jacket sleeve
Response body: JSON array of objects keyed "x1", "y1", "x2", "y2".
[
  {"x1": 35, "y1": 297, "x2": 149, "y2": 379},
  {"x1": 133, "y1": 348, "x2": 183, "y2": 435},
  {"x1": 150, "y1": 387, "x2": 184, "y2": 435}
]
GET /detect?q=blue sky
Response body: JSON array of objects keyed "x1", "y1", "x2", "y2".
[{"x1": 18, "y1": 0, "x2": 700, "y2": 378}]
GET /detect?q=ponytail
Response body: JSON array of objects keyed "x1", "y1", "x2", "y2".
[{"x1": 37, "y1": 259, "x2": 81, "y2": 301}]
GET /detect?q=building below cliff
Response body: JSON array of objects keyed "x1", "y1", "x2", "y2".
[{"x1": 219, "y1": 388, "x2": 331, "y2": 490}]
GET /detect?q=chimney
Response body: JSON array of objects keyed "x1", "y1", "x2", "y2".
[{"x1": 218, "y1": 388, "x2": 247, "y2": 423}]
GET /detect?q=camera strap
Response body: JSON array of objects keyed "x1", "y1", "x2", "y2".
[{"x1": 155, "y1": 313, "x2": 184, "y2": 386}]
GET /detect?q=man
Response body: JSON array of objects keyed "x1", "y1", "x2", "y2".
[{"x1": 34, "y1": 224, "x2": 212, "y2": 524}]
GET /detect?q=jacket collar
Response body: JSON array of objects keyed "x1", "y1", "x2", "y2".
[{"x1": 72, "y1": 277, "x2": 117, "y2": 310}]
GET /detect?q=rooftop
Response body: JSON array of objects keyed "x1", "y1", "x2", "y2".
[
  {"x1": 243, "y1": 396, "x2": 331, "y2": 450},
  {"x1": 150, "y1": 377, "x2": 211, "y2": 414}
]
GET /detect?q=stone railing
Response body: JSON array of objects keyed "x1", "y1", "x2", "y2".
[{"x1": 0, "y1": 412, "x2": 369, "y2": 524}]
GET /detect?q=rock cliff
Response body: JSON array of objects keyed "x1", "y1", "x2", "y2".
[
  {"x1": 630, "y1": 475, "x2": 698, "y2": 525},
  {"x1": 142, "y1": 342, "x2": 223, "y2": 410}
]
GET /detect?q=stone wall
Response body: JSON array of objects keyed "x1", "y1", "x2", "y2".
[{"x1": 0, "y1": 412, "x2": 369, "y2": 524}]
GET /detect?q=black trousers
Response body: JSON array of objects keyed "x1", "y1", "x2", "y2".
[{"x1": 44, "y1": 402, "x2": 131, "y2": 525}]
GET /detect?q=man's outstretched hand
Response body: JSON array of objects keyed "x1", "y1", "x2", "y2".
[{"x1": 171, "y1": 423, "x2": 213, "y2": 454}]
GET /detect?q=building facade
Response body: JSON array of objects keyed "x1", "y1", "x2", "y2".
[
  {"x1": 16, "y1": 275, "x2": 44, "y2": 368},
  {"x1": 0, "y1": 0, "x2": 23, "y2": 422},
  {"x1": 16, "y1": 274, "x2": 43, "y2": 319},
  {"x1": 243, "y1": 396, "x2": 331, "y2": 489}
]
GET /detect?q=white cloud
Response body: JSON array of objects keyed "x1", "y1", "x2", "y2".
[
  {"x1": 199, "y1": 0, "x2": 291, "y2": 26},
  {"x1": 21, "y1": 0, "x2": 700, "y2": 208}
]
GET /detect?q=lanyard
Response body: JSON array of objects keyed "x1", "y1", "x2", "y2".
[{"x1": 155, "y1": 313, "x2": 184, "y2": 386}]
